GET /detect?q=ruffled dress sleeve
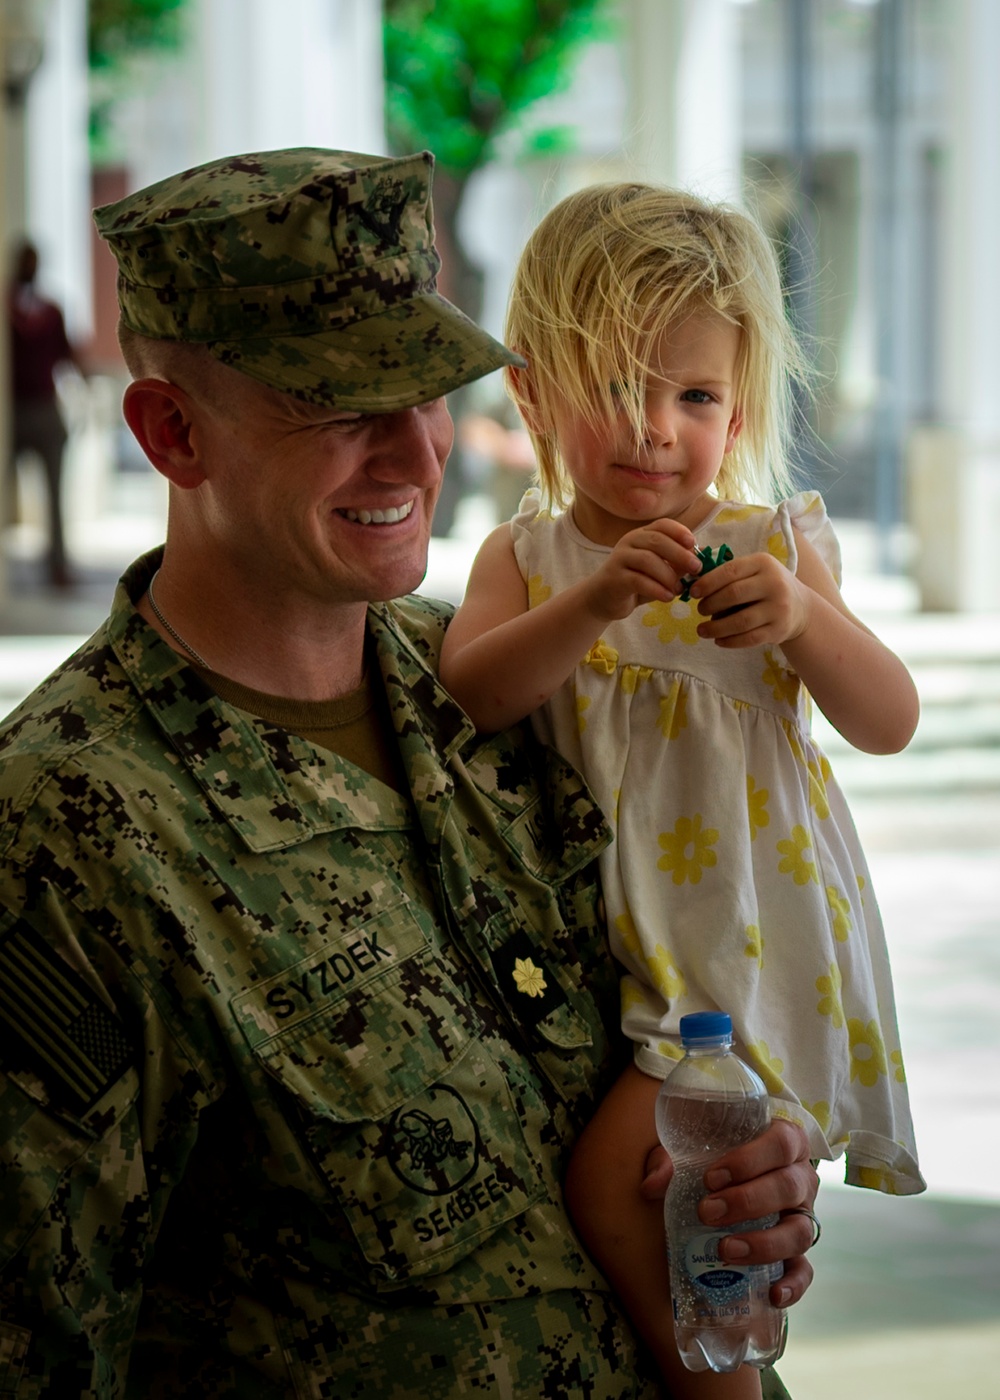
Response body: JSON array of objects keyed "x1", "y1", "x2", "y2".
[
  {"x1": 775, "y1": 489, "x2": 843, "y2": 586},
  {"x1": 510, "y1": 487, "x2": 545, "y2": 584}
]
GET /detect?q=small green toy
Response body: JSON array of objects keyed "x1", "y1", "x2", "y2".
[{"x1": 679, "y1": 544, "x2": 734, "y2": 602}]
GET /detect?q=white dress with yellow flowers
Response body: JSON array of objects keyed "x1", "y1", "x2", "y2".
[{"x1": 511, "y1": 487, "x2": 924, "y2": 1194}]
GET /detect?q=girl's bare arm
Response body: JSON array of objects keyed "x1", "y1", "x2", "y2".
[
  {"x1": 691, "y1": 530, "x2": 919, "y2": 754},
  {"x1": 441, "y1": 519, "x2": 700, "y2": 733},
  {"x1": 439, "y1": 526, "x2": 607, "y2": 732}
]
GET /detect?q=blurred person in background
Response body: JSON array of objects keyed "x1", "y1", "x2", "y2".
[
  {"x1": 7, "y1": 238, "x2": 88, "y2": 589},
  {"x1": 460, "y1": 394, "x2": 538, "y2": 524}
]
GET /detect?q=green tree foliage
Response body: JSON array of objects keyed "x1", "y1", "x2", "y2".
[
  {"x1": 88, "y1": 0, "x2": 188, "y2": 157},
  {"x1": 88, "y1": 0, "x2": 187, "y2": 71},
  {"x1": 384, "y1": 0, "x2": 610, "y2": 318},
  {"x1": 384, "y1": 0, "x2": 608, "y2": 174}
]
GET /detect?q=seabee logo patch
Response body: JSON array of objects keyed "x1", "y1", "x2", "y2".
[{"x1": 385, "y1": 1083, "x2": 480, "y2": 1195}]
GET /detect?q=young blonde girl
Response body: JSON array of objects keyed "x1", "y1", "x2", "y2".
[{"x1": 439, "y1": 183, "x2": 924, "y2": 1397}]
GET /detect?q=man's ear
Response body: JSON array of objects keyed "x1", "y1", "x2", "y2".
[
  {"x1": 725, "y1": 407, "x2": 744, "y2": 454},
  {"x1": 121, "y1": 378, "x2": 205, "y2": 489},
  {"x1": 507, "y1": 361, "x2": 544, "y2": 436}
]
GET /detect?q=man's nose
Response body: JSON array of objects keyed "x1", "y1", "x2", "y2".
[{"x1": 374, "y1": 402, "x2": 454, "y2": 482}]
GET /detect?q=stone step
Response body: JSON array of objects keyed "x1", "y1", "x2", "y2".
[
  {"x1": 829, "y1": 744, "x2": 1000, "y2": 797},
  {"x1": 815, "y1": 655, "x2": 1000, "y2": 794},
  {"x1": 818, "y1": 698, "x2": 1000, "y2": 757}
]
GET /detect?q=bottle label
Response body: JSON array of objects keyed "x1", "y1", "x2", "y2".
[{"x1": 683, "y1": 1232, "x2": 751, "y2": 1309}]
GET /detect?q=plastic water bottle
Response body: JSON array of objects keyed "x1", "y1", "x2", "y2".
[{"x1": 655, "y1": 1010, "x2": 787, "y2": 1373}]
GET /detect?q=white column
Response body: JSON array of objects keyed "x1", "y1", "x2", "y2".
[
  {"x1": 193, "y1": 0, "x2": 385, "y2": 164},
  {"x1": 621, "y1": 0, "x2": 742, "y2": 203},
  {"x1": 909, "y1": 0, "x2": 1000, "y2": 611},
  {"x1": 0, "y1": 16, "x2": 10, "y2": 612},
  {"x1": 24, "y1": 0, "x2": 91, "y2": 339}
]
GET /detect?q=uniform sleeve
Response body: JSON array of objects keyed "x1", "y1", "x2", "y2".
[
  {"x1": 0, "y1": 1078, "x2": 144, "y2": 1396},
  {"x1": 777, "y1": 490, "x2": 843, "y2": 586},
  {"x1": 0, "y1": 894, "x2": 211, "y2": 1398}
]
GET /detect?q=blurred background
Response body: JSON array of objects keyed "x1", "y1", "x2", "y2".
[{"x1": 1, "y1": 2, "x2": 997, "y2": 1395}]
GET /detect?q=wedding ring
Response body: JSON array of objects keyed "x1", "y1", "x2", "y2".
[{"x1": 783, "y1": 1206, "x2": 822, "y2": 1248}]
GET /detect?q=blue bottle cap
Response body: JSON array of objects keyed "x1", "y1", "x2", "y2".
[{"x1": 679, "y1": 1011, "x2": 733, "y2": 1044}]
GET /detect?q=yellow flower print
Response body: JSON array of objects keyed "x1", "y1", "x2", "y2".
[
  {"x1": 848, "y1": 1018, "x2": 888, "y2": 1087},
  {"x1": 766, "y1": 529, "x2": 790, "y2": 567},
  {"x1": 801, "y1": 1099, "x2": 832, "y2": 1133},
  {"x1": 782, "y1": 722, "x2": 805, "y2": 766},
  {"x1": 816, "y1": 961, "x2": 844, "y2": 1028},
  {"x1": 747, "y1": 1040, "x2": 786, "y2": 1095},
  {"x1": 584, "y1": 639, "x2": 618, "y2": 675},
  {"x1": 646, "y1": 943, "x2": 687, "y2": 1001},
  {"x1": 807, "y1": 753, "x2": 832, "y2": 819},
  {"x1": 747, "y1": 776, "x2": 769, "y2": 840},
  {"x1": 657, "y1": 815, "x2": 719, "y2": 885},
  {"x1": 642, "y1": 600, "x2": 701, "y2": 646},
  {"x1": 714, "y1": 504, "x2": 758, "y2": 525},
  {"x1": 771, "y1": 1105, "x2": 804, "y2": 1128},
  {"x1": 512, "y1": 957, "x2": 547, "y2": 998},
  {"x1": 856, "y1": 1165, "x2": 899, "y2": 1195},
  {"x1": 576, "y1": 694, "x2": 591, "y2": 734},
  {"x1": 777, "y1": 824, "x2": 819, "y2": 885},
  {"x1": 762, "y1": 649, "x2": 799, "y2": 706},
  {"x1": 656, "y1": 680, "x2": 689, "y2": 740},
  {"x1": 744, "y1": 924, "x2": 763, "y2": 967},
  {"x1": 657, "y1": 1040, "x2": 686, "y2": 1065},
  {"x1": 890, "y1": 1048, "x2": 907, "y2": 1084},
  {"x1": 614, "y1": 906, "x2": 641, "y2": 956},
  {"x1": 527, "y1": 573, "x2": 551, "y2": 608},
  {"x1": 619, "y1": 664, "x2": 653, "y2": 695},
  {"x1": 826, "y1": 885, "x2": 852, "y2": 943},
  {"x1": 621, "y1": 979, "x2": 647, "y2": 1016}
]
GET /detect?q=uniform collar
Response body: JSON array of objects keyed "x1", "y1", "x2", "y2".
[{"x1": 109, "y1": 550, "x2": 476, "y2": 854}]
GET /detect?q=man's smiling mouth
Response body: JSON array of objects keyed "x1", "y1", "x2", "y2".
[{"x1": 339, "y1": 501, "x2": 415, "y2": 525}]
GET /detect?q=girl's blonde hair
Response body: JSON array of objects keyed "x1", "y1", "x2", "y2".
[{"x1": 503, "y1": 182, "x2": 809, "y2": 509}]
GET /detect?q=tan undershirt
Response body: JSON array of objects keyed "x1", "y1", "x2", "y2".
[{"x1": 194, "y1": 647, "x2": 407, "y2": 795}]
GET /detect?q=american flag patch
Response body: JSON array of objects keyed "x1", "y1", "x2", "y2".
[{"x1": 0, "y1": 921, "x2": 132, "y2": 1115}]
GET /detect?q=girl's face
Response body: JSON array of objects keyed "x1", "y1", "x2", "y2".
[{"x1": 553, "y1": 308, "x2": 743, "y2": 547}]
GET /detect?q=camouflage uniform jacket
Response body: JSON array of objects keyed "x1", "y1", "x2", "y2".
[{"x1": 0, "y1": 550, "x2": 663, "y2": 1399}]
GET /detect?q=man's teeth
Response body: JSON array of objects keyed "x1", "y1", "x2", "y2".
[{"x1": 341, "y1": 501, "x2": 415, "y2": 525}]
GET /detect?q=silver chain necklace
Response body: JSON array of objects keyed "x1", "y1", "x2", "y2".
[{"x1": 146, "y1": 569, "x2": 209, "y2": 668}]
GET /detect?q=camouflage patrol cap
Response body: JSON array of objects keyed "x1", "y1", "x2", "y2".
[{"x1": 93, "y1": 147, "x2": 523, "y2": 411}]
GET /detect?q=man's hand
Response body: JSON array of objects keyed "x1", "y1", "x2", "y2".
[{"x1": 639, "y1": 1118, "x2": 819, "y2": 1307}]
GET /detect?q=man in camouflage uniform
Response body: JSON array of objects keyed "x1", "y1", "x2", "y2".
[{"x1": 0, "y1": 149, "x2": 819, "y2": 1398}]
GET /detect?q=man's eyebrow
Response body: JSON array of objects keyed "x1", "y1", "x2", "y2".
[{"x1": 288, "y1": 400, "x2": 363, "y2": 424}]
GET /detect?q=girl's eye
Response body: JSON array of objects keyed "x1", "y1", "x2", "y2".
[
  {"x1": 609, "y1": 381, "x2": 640, "y2": 413},
  {"x1": 683, "y1": 389, "x2": 713, "y2": 404}
]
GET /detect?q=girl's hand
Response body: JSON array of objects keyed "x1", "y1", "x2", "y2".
[
  {"x1": 582, "y1": 518, "x2": 703, "y2": 623},
  {"x1": 689, "y1": 550, "x2": 811, "y2": 648}
]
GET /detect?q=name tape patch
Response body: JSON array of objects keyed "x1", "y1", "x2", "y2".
[{"x1": 232, "y1": 901, "x2": 427, "y2": 1046}]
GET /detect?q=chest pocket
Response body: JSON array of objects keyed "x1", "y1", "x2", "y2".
[{"x1": 231, "y1": 899, "x2": 545, "y2": 1288}]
